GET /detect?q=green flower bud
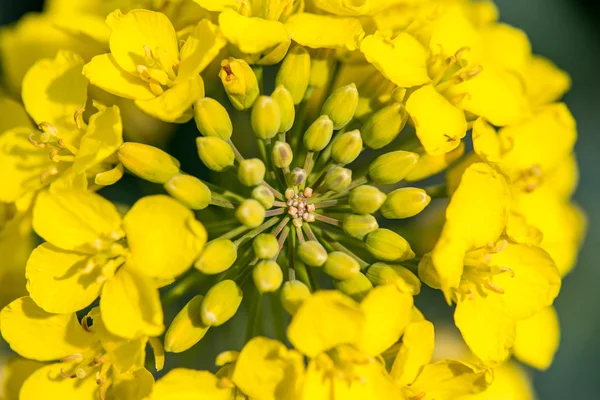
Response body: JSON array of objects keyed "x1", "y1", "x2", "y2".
[
  {"x1": 342, "y1": 214, "x2": 379, "y2": 240},
  {"x1": 201, "y1": 280, "x2": 243, "y2": 326},
  {"x1": 348, "y1": 185, "x2": 386, "y2": 214},
  {"x1": 309, "y1": 56, "x2": 331, "y2": 89},
  {"x1": 118, "y1": 142, "x2": 180, "y2": 184},
  {"x1": 323, "y1": 251, "x2": 360, "y2": 280},
  {"x1": 251, "y1": 96, "x2": 281, "y2": 140},
  {"x1": 280, "y1": 280, "x2": 311, "y2": 315},
  {"x1": 252, "y1": 185, "x2": 274, "y2": 209},
  {"x1": 275, "y1": 45, "x2": 310, "y2": 104},
  {"x1": 368, "y1": 151, "x2": 419, "y2": 185},
  {"x1": 164, "y1": 295, "x2": 209, "y2": 353},
  {"x1": 365, "y1": 229, "x2": 415, "y2": 262},
  {"x1": 334, "y1": 273, "x2": 373, "y2": 301},
  {"x1": 324, "y1": 166, "x2": 352, "y2": 192},
  {"x1": 253, "y1": 233, "x2": 279, "y2": 259},
  {"x1": 321, "y1": 83, "x2": 359, "y2": 130},
  {"x1": 297, "y1": 240, "x2": 328, "y2": 267},
  {"x1": 194, "y1": 97, "x2": 233, "y2": 140},
  {"x1": 196, "y1": 136, "x2": 235, "y2": 172},
  {"x1": 238, "y1": 158, "x2": 266, "y2": 186},
  {"x1": 361, "y1": 103, "x2": 407, "y2": 149},
  {"x1": 164, "y1": 174, "x2": 211, "y2": 210},
  {"x1": 271, "y1": 85, "x2": 295, "y2": 132},
  {"x1": 366, "y1": 262, "x2": 421, "y2": 295},
  {"x1": 303, "y1": 115, "x2": 334, "y2": 151},
  {"x1": 236, "y1": 199, "x2": 265, "y2": 228},
  {"x1": 194, "y1": 239, "x2": 238, "y2": 274},
  {"x1": 253, "y1": 260, "x2": 283, "y2": 293},
  {"x1": 272, "y1": 141, "x2": 293, "y2": 168},
  {"x1": 331, "y1": 129, "x2": 363, "y2": 165},
  {"x1": 290, "y1": 167, "x2": 307, "y2": 186},
  {"x1": 219, "y1": 58, "x2": 259, "y2": 110},
  {"x1": 380, "y1": 188, "x2": 431, "y2": 219}
]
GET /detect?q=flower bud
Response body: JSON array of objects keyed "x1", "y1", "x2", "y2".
[
  {"x1": 303, "y1": 115, "x2": 334, "y2": 151},
  {"x1": 348, "y1": 185, "x2": 386, "y2": 214},
  {"x1": 290, "y1": 167, "x2": 307, "y2": 186},
  {"x1": 380, "y1": 188, "x2": 431, "y2": 219},
  {"x1": 272, "y1": 141, "x2": 293, "y2": 168},
  {"x1": 271, "y1": 85, "x2": 295, "y2": 132},
  {"x1": 405, "y1": 144, "x2": 465, "y2": 182},
  {"x1": 238, "y1": 158, "x2": 266, "y2": 186},
  {"x1": 164, "y1": 174, "x2": 211, "y2": 210},
  {"x1": 251, "y1": 96, "x2": 281, "y2": 140},
  {"x1": 342, "y1": 214, "x2": 379, "y2": 240},
  {"x1": 275, "y1": 45, "x2": 310, "y2": 104},
  {"x1": 365, "y1": 229, "x2": 415, "y2": 262},
  {"x1": 194, "y1": 97, "x2": 233, "y2": 140},
  {"x1": 164, "y1": 295, "x2": 209, "y2": 353},
  {"x1": 309, "y1": 56, "x2": 331, "y2": 89},
  {"x1": 331, "y1": 130, "x2": 363, "y2": 165},
  {"x1": 280, "y1": 280, "x2": 311, "y2": 315},
  {"x1": 368, "y1": 151, "x2": 419, "y2": 185},
  {"x1": 253, "y1": 233, "x2": 279, "y2": 259},
  {"x1": 196, "y1": 136, "x2": 235, "y2": 172},
  {"x1": 219, "y1": 58, "x2": 259, "y2": 110},
  {"x1": 118, "y1": 142, "x2": 180, "y2": 184},
  {"x1": 321, "y1": 83, "x2": 359, "y2": 130},
  {"x1": 334, "y1": 273, "x2": 373, "y2": 301},
  {"x1": 253, "y1": 260, "x2": 283, "y2": 293},
  {"x1": 201, "y1": 280, "x2": 243, "y2": 326},
  {"x1": 323, "y1": 251, "x2": 360, "y2": 280},
  {"x1": 361, "y1": 103, "x2": 407, "y2": 149},
  {"x1": 297, "y1": 240, "x2": 328, "y2": 267},
  {"x1": 236, "y1": 199, "x2": 265, "y2": 228},
  {"x1": 324, "y1": 166, "x2": 352, "y2": 192},
  {"x1": 194, "y1": 239, "x2": 238, "y2": 274},
  {"x1": 252, "y1": 185, "x2": 274, "y2": 209},
  {"x1": 366, "y1": 262, "x2": 421, "y2": 295}
]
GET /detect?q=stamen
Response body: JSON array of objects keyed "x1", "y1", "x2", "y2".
[
  {"x1": 409, "y1": 392, "x2": 426, "y2": 400},
  {"x1": 38, "y1": 122, "x2": 58, "y2": 136},
  {"x1": 484, "y1": 280, "x2": 505, "y2": 294},
  {"x1": 40, "y1": 167, "x2": 59, "y2": 184},
  {"x1": 57, "y1": 138, "x2": 79, "y2": 155},
  {"x1": 73, "y1": 108, "x2": 86, "y2": 130},
  {"x1": 28, "y1": 133, "x2": 46, "y2": 148},
  {"x1": 60, "y1": 369, "x2": 77, "y2": 379},
  {"x1": 61, "y1": 353, "x2": 84, "y2": 363}
]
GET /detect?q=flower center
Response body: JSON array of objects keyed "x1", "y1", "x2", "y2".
[{"x1": 285, "y1": 187, "x2": 315, "y2": 227}]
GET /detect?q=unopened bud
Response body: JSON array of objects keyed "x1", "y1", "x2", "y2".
[
  {"x1": 251, "y1": 96, "x2": 281, "y2": 140},
  {"x1": 331, "y1": 129, "x2": 363, "y2": 165},
  {"x1": 252, "y1": 185, "x2": 274, "y2": 209},
  {"x1": 297, "y1": 240, "x2": 328, "y2": 267},
  {"x1": 366, "y1": 262, "x2": 421, "y2": 295},
  {"x1": 253, "y1": 260, "x2": 283, "y2": 293},
  {"x1": 272, "y1": 141, "x2": 293, "y2": 168},
  {"x1": 236, "y1": 199, "x2": 265, "y2": 228},
  {"x1": 164, "y1": 295, "x2": 209, "y2": 353},
  {"x1": 281, "y1": 280, "x2": 311, "y2": 314},
  {"x1": 334, "y1": 273, "x2": 373, "y2": 301},
  {"x1": 118, "y1": 142, "x2": 180, "y2": 183},
  {"x1": 275, "y1": 45, "x2": 311, "y2": 104},
  {"x1": 253, "y1": 233, "x2": 279, "y2": 259},
  {"x1": 164, "y1": 174, "x2": 211, "y2": 210},
  {"x1": 303, "y1": 115, "x2": 334, "y2": 151},
  {"x1": 368, "y1": 151, "x2": 419, "y2": 185},
  {"x1": 309, "y1": 55, "x2": 331, "y2": 89},
  {"x1": 365, "y1": 229, "x2": 415, "y2": 262},
  {"x1": 321, "y1": 83, "x2": 359, "y2": 130},
  {"x1": 290, "y1": 167, "x2": 306, "y2": 186},
  {"x1": 219, "y1": 58, "x2": 259, "y2": 110},
  {"x1": 271, "y1": 85, "x2": 295, "y2": 132},
  {"x1": 405, "y1": 144, "x2": 465, "y2": 182},
  {"x1": 238, "y1": 158, "x2": 266, "y2": 186},
  {"x1": 196, "y1": 137, "x2": 235, "y2": 171},
  {"x1": 324, "y1": 166, "x2": 352, "y2": 192},
  {"x1": 348, "y1": 185, "x2": 386, "y2": 214},
  {"x1": 194, "y1": 97, "x2": 233, "y2": 140},
  {"x1": 361, "y1": 103, "x2": 407, "y2": 149},
  {"x1": 342, "y1": 214, "x2": 379, "y2": 240},
  {"x1": 201, "y1": 280, "x2": 243, "y2": 326},
  {"x1": 380, "y1": 188, "x2": 431, "y2": 219},
  {"x1": 323, "y1": 251, "x2": 360, "y2": 280},
  {"x1": 194, "y1": 239, "x2": 238, "y2": 274}
]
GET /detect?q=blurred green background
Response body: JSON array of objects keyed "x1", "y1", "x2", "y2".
[{"x1": 1, "y1": 0, "x2": 599, "y2": 398}]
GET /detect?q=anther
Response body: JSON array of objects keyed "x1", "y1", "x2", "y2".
[
  {"x1": 73, "y1": 108, "x2": 86, "y2": 130},
  {"x1": 60, "y1": 369, "x2": 77, "y2": 379},
  {"x1": 48, "y1": 149, "x2": 59, "y2": 162},
  {"x1": 38, "y1": 122, "x2": 58, "y2": 136},
  {"x1": 499, "y1": 267, "x2": 515, "y2": 278},
  {"x1": 28, "y1": 133, "x2": 46, "y2": 148},
  {"x1": 484, "y1": 280, "x2": 505, "y2": 294},
  {"x1": 409, "y1": 392, "x2": 426, "y2": 400},
  {"x1": 60, "y1": 353, "x2": 84, "y2": 363}
]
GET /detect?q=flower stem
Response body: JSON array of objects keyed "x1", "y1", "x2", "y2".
[{"x1": 234, "y1": 216, "x2": 281, "y2": 247}]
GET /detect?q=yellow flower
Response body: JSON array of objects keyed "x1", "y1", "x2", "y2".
[
  {"x1": 456, "y1": 362, "x2": 536, "y2": 400},
  {"x1": 83, "y1": 9, "x2": 226, "y2": 122},
  {"x1": 150, "y1": 368, "x2": 232, "y2": 400}
]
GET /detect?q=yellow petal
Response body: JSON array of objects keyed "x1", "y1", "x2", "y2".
[
  {"x1": 1, "y1": 358, "x2": 44, "y2": 400},
  {"x1": 405, "y1": 143, "x2": 465, "y2": 182},
  {"x1": 456, "y1": 361, "x2": 535, "y2": 400},
  {"x1": 391, "y1": 320, "x2": 435, "y2": 386},
  {"x1": 0, "y1": 93, "x2": 33, "y2": 132},
  {"x1": 427, "y1": 4, "x2": 482, "y2": 58},
  {"x1": 19, "y1": 364, "x2": 99, "y2": 400},
  {"x1": 100, "y1": 267, "x2": 164, "y2": 339},
  {"x1": 25, "y1": 243, "x2": 102, "y2": 314},
  {"x1": 288, "y1": 290, "x2": 364, "y2": 357},
  {"x1": 358, "y1": 285, "x2": 413, "y2": 356},
  {"x1": 311, "y1": 0, "x2": 391, "y2": 16},
  {"x1": 192, "y1": 0, "x2": 238, "y2": 12},
  {"x1": 285, "y1": 13, "x2": 365, "y2": 51},
  {"x1": 513, "y1": 307, "x2": 560, "y2": 370},
  {"x1": 123, "y1": 195, "x2": 207, "y2": 280},
  {"x1": 32, "y1": 190, "x2": 123, "y2": 252},
  {"x1": 219, "y1": 10, "x2": 288, "y2": 55},
  {"x1": 104, "y1": 337, "x2": 148, "y2": 375},
  {"x1": 524, "y1": 55, "x2": 571, "y2": 106},
  {"x1": 135, "y1": 76, "x2": 204, "y2": 123},
  {"x1": 480, "y1": 23, "x2": 531, "y2": 74},
  {"x1": 178, "y1": 19, "x2": 226, "y2": 79},
  {"x1": 151, "y1": 368, "x2": 232, "y2": 400},
  {"x1": 472, "y1": 117, "x2": 502, "y2": 164},
  {"x1": 406, "y1": 84, "x2": 467, "y2": 155},
  {"x1": 0, "y1": 297, "x2": 94, "y2": 361},
  {"x1": 109, "y1": 367, "x2": 155, "y2": 400},
  {"x1": 361, "y1": 31, "x2": 430, "y2": 88}
]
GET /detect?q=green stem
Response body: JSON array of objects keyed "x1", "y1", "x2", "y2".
[
  {"x1": 245, "y1": 288, "x2": 262, "y2": 341},
  {"x1": 217, "y1": 224, "x2": 249, "y2": 241},
  {"x1": 425, "y1": 183, "x2": 448, "y2": 199},
  {"x1": 234, "y1": 216, "x2": 281, "y2": 247},
  {"x1": 210, "y1": 197, "x2": 235, "y2": 209},
  {"x1": 161, "y1": 272, "x2": 206, "y2": 307},
  {"x1": 227, "y1": 139, "x2": 245, "y2": 163},
  {"x1": 270, "y1": 293, "x2": 286, "y2": 343}
]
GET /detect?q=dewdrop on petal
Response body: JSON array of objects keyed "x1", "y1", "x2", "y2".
[
  {"x1": 380, "y1": 188, "x2": 431, "y2": 219},
  {"x1": 238, "y1": 158, "x2": 266, "y2": 187},
  {"x1": 280, "y1": 280, "x2": 311, "y2": 315},
  {"x1": 118, "y1": 142, "x2": 180, "y2": 184},
  {"x1": 219, "y1": 58, "x2": 259, "y2": 110},
  {"x1": 252, "y1": 185, "x2": 275, "y2": 209},
  {"x1": 236, "y1": 199, "x2": 265, "y2": 228},
  {"x1": 368, "y1": 151, "x2": 419, "y2": 185},
  {"x1": 342, "y1": 214, "x2": 379, "y2": 240},
  {"x1": 303, "y1": 115, "x2": 334, "y2": 151},
  {"x1": 271, "y1": 85, "x2": 295, "y2": 132},
  {"x1": 334, "y1": 273, "x2": 373, "y2": 301},
  {"x1": 321, "y1": 83, "x2": 359, "y2": 130},
  {"x1": 164, "y1": 295, "x2": 209, "y2": 353},
  {"x1": 323, "y1": 251, "x2": 361, "y2": 280},
  {"x1": 275, "y1": 45, "x2": 310, "y2": 104},
  {"x1": 361, "y1": 103, "x2": 407, "y2": 149},
  {"x1": 348, "y1": 185, "x2": 387, "y2": 214},
  {"x1": 365, "y1": 229, "x2": 415, "y2": 262},
  {"x1": 297, "y1": 240, "x2": 328, "y2": 267},
  {"x1": 366, "y1": 263, "x2": 421, "y2": 295},
  {"x1": 272, "y1": 141, "x2": 293, "y2": 168},
  {"x1": 194, "y1": 97, "x2": 233, "y2": 140},
  {"x1": 253, "y1": 233, "x2": 279, "y2": 259},
  {"x1": 251, "y1": 96, "x2": 281, "y2": 140},
  {"x1": 196, "y1": 136, "x2": 235, "y2": 172},
  {"x1": 194, "y1": 239, "x2": 238, "y2": 274},
  {"x1": 331, "y1": 129, "x2": 363, "y2": 165},
  {"x1": 164, "y1": 174, "x2": 211, "y2": 210},
  {"x1": 253, "y1": 260, "x2": 283, "y2": 293},
  {"x1": 200, "y1": 280, "x2": 243, "y2": 326}
]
